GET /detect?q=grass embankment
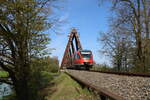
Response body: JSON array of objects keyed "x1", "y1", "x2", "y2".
[{"x1": 45, "y1": 73, "x2": 97, "y2": 100}]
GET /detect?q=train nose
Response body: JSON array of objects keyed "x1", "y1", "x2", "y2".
[{"x1": 84, "y1": 62, "x2": 90, "y2": 65}]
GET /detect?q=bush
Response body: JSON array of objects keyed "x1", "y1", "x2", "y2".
[
  {"x1": 28, "y1": 56, "x2": 59, "y2": 100},
  {"x1": 1, "y1": 93, "x2": 16, "y2": 100},
  {"x1": 92, "y1": 64, "x2": 112, "y2": 71},
  {"x1": 43, "y1": 56, "x2": 59, "y2": 73},
  {"x1": 1, "y1": 56, "x2": 59, "y2": 100}
]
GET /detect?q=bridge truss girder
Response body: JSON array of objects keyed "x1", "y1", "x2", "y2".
[{"x1": 61, "y1": 29, "x2": 82, "y2": 69}]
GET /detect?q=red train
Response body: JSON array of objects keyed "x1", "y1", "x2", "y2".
[{"x1": 72, "y1": 50, "x2": 94, "y2": 70}]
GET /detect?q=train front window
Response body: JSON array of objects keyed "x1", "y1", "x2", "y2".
[
  {"x1": 81, "y1": 54, "x2": 91, "y2": 59},
  {"x1": 80, "y1": 51, "x2": 92, "y2": 59}
]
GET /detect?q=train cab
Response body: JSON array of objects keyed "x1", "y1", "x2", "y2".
[{"x1": 73, "y1": 50, "x2": 93, "y2": 70}]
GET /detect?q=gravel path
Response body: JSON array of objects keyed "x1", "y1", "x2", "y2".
[{"x1": 67, "y1": 70, "x2": 150, "y2": 100}]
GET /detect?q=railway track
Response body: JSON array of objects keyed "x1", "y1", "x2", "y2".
[
  {"x1": 65, "y1": 69, "x2": 150, "y2": 100},
  {"x1": 65, "y1": 70, "x2": 124, "y2": 100}
]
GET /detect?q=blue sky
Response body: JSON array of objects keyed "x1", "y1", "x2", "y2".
[{"x1": 49, "y1": 0, "x2": 112, "y2": 65}]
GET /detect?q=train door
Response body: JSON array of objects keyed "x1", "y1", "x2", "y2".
[{"x1": 74, "y1": 53, "x2": 81, "y2": 65}]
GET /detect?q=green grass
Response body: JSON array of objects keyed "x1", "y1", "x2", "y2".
[
  {"x1": 45, "y1": 73, "x2": 97, "y2": 100},
  {"x1": 0, "y1": 71, "x2": 9, "y2": 78}
]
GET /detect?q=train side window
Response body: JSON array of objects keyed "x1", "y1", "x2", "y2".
[
  {"x1": 74, "y1": 54, "x2": 77, "y2": 59},
  {"x1": 77, "y1": 54, "x2": 80, "y2": 59}
]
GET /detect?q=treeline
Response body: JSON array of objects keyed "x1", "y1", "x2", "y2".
[
  {"x1": 92, "y1": 64, "x2": 113, "y2": 72},
  {"x1": 32, "y1": 56, "x2": 59, "y2": 73},
  {"x1": 99, "y1": 0, "x2": 150, "y2": 73}
]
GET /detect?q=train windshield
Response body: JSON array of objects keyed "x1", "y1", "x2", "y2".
[{"x1": 80, "y1": 51, "x2": 92, "y2": 59}]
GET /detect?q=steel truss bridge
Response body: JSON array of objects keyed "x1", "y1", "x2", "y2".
[{"x1": 61, "y1": 29, "x2": 82, "y2": 69}]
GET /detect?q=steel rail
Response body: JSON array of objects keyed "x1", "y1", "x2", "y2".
[
  {"x1": 89, "y1": 70, "x2": 150, "y2": 77},
  {"x1": 65, "y1": 71, "x2": 125, "y2": 100},
  {"x1": 67, "y1": 69, "x2": 150, "y2": 77}
]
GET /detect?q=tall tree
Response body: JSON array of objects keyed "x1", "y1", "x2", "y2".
[
  {"x1": 99, "y1": 0, "x2": 150, "y2": 72},
  {"x1": 0, "y1": 0, "x2": 57, "y2": 100},
  {"x1": 99, "y1": 30, "x2": 135, "y2": 72}
]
